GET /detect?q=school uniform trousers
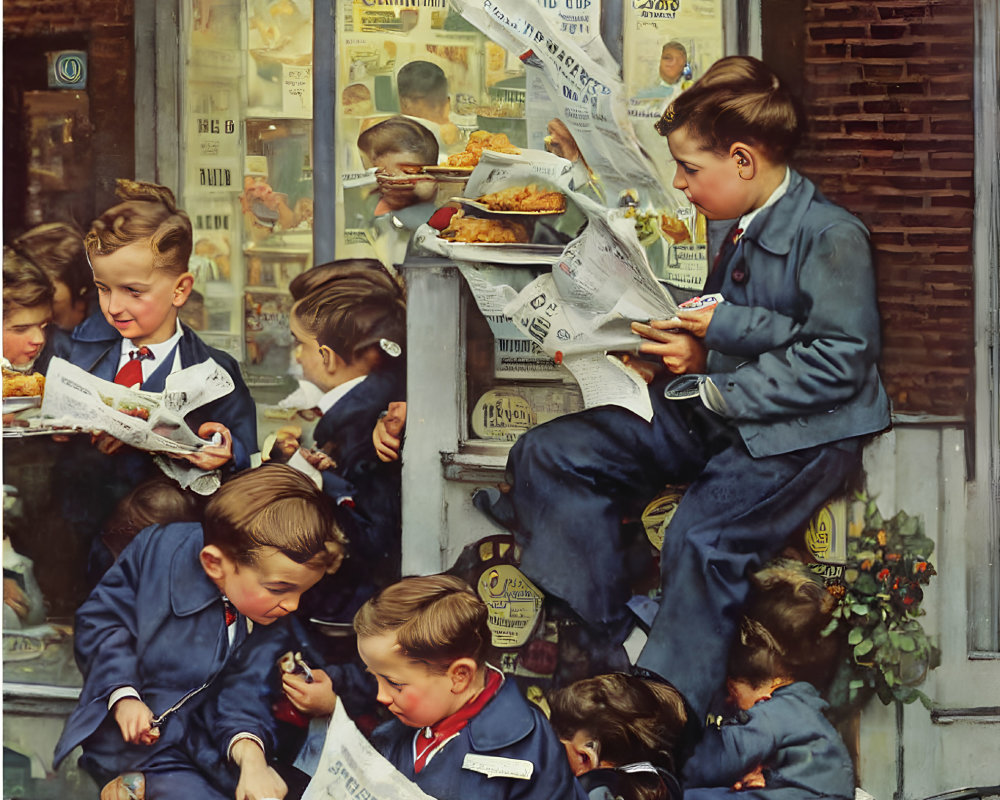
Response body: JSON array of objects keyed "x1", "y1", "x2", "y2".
[{"x1": 485, "y1": 171, "x2": 891, "y2": 719}]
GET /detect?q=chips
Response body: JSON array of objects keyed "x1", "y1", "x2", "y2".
[
  {"x1": 476, "y1": 185, "x2": 566, "y2": 213},
  {"x1": 2, "y1": 368, "x2": 45, "y2": 398}
]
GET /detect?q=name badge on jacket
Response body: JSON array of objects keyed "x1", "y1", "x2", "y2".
[{"x1": 462, "y1": 754, "x2": 534, "y2": 780}]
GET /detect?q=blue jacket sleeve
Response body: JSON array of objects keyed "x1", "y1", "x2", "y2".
[
  {"x1": 682, "y1": 712, "x2": 780, "y2": 788},
  {"x1": 72, "y1": 528, "x2": 154, "y2": 696},
  {"x1": 704, "y1": 222, "x2": 881, "y2": 422}
]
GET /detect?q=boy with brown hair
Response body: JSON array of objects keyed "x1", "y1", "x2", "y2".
[
  {"x1": 282, "y1": 574, "x2": 586, "y2": 800},
  {"x1": 682, "y1": 562, "x2": 854, "y2": 799},
  {"x1": 54, "y1": 464, "x2": 347, "y2": 800}
]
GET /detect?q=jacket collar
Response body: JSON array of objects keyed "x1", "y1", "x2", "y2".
[
  {"x1": 465, "y1": 671, "x2": 537, "y2": 751},
  {"x1": 169, "y1": 523, "x2": 224, "y2": 617},
  {"x1": 742, "y1": 169, "x2": 815, "y2": 256}
]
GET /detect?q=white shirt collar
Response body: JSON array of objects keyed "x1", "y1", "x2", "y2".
[
  {"x1": 117, "y1": 318, "x2": 184, "y2": 380},
  {"x1": 738, "y1": 167, "x2": 791, "y2": 237},
  {"x1": 317, "y1": 374, "x2": 367, "y2": 414}
]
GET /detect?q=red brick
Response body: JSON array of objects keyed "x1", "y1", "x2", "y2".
[
  {"x1": 876, "y1": 5, "x2": 929, "y2": 20},
  {"x1": 869, "y1": 24, "x2": 910, "y2": 39},
  {"x1": 808, "y1": 24, "x2": 868, "y2": 40}
]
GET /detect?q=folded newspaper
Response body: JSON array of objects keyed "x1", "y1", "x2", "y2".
[
  {"x1": 429, "y1": 150, "x2": 681, "y2": 421},
  {"x1": 301, "y1": 701, "x2": 439, "y2": 800},
  {"x1": 39, "y1": 357, "x2": 234, "y2": 456}
]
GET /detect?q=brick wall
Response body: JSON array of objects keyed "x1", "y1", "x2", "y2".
[
  {"x1": 792, "y1": 0, "x2": 976, "y2": 419},
  {"x1": 3, "y1": 0, "x2": 135, "y2": 228}
]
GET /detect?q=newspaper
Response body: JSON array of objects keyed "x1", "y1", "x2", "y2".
[
  {"x1": 302, "y1": 701, "x2": 439, "y2": 800},
  {"x1": 39, "y1": 357, "x2": 234, "y2": 455}
]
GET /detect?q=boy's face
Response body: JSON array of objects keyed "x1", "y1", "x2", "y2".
[
  {"x1": 290, "y1": 313, "x2": 334, "y2": 392},
  {"x1": 204, "y1": 545, "x2": 325, "y2": 626},
  {"x1": 91, "y1": 241, "x2": 192, "y2": 346},
  {"x1": 3, "y1": 305, "x2": 51, "y2": 367},
  {"x1": 373, "y1": 151, "x2": 437, "y2": 211},
  {"x1": 659, "y1": 47, "x2": 685, "y2": 84},
  {"x1": 668, "y1": 125, "x2": 753, "y2": 220},
  {"x1": 358, "y1": 632, "x2": 465, "y2": 728}
]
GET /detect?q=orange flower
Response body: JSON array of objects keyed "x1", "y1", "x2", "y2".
[{"x1": 877, "y1": 530, "x2": 887, "y2": 547}]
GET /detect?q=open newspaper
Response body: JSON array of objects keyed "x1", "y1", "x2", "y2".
[
  {"x1": 418, "y1": 149, "x2": 680, "y2": 421},
  {"x1": 38, "y1": 357, "x2": 234, "y2": 455},
  {"x1": 301, "y1": 701, "x2": 439, "y2": 800}
]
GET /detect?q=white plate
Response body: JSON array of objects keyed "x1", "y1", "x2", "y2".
[
  {"x1": 452, "y1": 197, "x2": 565, "y2": 216},
  {"x1": 3, "y1": 396, "x2": 42, "y2": 413}
]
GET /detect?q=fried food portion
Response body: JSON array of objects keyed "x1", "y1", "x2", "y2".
[
  {"x1": 2, "y1": 369, "x2": 45, "y2": 398},
  {"x1": 477, "y1": 184, "x2": 566, "y2": 213},
  {"x1": 439, "y1": 210, "x2": 529, "y2": 243},
  {"x1": 660, "y1": 214, "x2": 692, "y2": 245},
  {"x1": 446, "y1": 130, "x2": 521, "y2": 168}
]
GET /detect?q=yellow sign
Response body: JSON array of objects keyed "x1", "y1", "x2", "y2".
[
  {"x1": 804, "y1": 497, "x2": 847, "y2": 564},
  {"x1": 477, "y1": 564, "x2": 544, "y2": 649}
]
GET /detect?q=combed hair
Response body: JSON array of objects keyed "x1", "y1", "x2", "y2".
[
  {"x1": 354, "y1": 574, "x2": 490, "y2": 673},
  {"x1": 396, "y1": 60, "x2": 449, "y2": 106},
  {"x1": 661, "y1": 41, "x2": 687, "y2": 59},
  {"x1": 288, "y1": 258, "x2": 389, "y2": 301},
  {"x1": 11, "y1": 222, "x2": 92, "y2": 303},
  {"x1": 549, "y1": 673, "x2": 687, "y2": 782},
  {"x1": 655, "y1": 55, "x2": 803, "y2": 162},
  {"x1": 357, "y1": 115, "x2": 439, "y2": 165},
  {"x1": 292, "y1": 262, "x2": 406, "y2": 365},
  {"x1": 85, "y1": 179, "x2": 193, "y2": 275},
  {"x1": 203, "y1": 464, "x2": 346, "y2": 572},
  {"x1": 103, "y1": 476, "x2": 204, "y2": 559},
  {"x1": 729, "y1": 560, "x2": 841, "y2": 688},
  {"x1": 3, "y1": 246, "x2": 54, "y2": 313}
]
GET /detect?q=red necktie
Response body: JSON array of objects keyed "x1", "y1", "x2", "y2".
[{"x1": 114, "y1": 346, "x2": 154, "y2": 388}]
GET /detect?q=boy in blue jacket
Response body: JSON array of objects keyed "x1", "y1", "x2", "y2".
[
  {"x1": 683, "y1": 562, "x2": 854, "y2": 798},
  {"x1": 476, "y1": 56, "x2": 890, "y2": 722},
  {"x1": 52, "y1": 180, "x2": 257, "y2": 589},
  {"x1": 53, "y1": 464, "x2": 346, "y2": 800},
  {"x1": 282, "y1": 574, "x2": 587, "y2": 800}
]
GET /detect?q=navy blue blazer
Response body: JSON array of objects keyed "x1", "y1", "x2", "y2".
[
  {"x1": 55, "y1": 312, "x2": 256, "y2": 469},
  {"x1": 697, "y1": 170, "x2": 890, "y2": 457},
  {"x1": 53, "y1": 523, "x2": 285, "y2": 780},
  {"x1": 312, "y1": 367, "x2": 403, "y2": 570},
  {"x1": 372, "y1": 676, "x2": 588, "y2": 800},
  {"x1": 682, "y1": 682, "x2": 854, "y2": 799}
]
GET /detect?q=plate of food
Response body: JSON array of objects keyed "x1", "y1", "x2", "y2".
[
  {"x1": 424, "y1": 165, "x2": 475, "y2": 178},
  {"x1": 453, "y1": 185, "x2": 567, "y2": 216},
  {"x1": 2, "y1": 368, "x2": 45, "y2": 413}
]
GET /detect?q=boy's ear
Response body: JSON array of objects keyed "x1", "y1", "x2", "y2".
[
  {"x1": 730, "y1": 143, "x2": 756, "y2": 180},
  {"x1": 199, "y1": 545, "x2": 229, "y2": 582},
  {"x1": 319, "y1": 344, "x2": 347, "y2": 376},
  {"x1": 171, "y1": 272, "x2": 195, "y2": 308},
  {"x1": 446, "y1": 657, "x2": 479, "y2": 693}
]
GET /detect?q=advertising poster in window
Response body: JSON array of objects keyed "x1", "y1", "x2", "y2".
[
  {"x1": 334, "y1": 0, "x2": 514, "y2": 262},
  {"x1": 623, "y1": 0, "x2": 724, "y2": 290}
]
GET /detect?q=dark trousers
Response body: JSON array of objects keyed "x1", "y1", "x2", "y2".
[{"x1": 491, "y1": 389, "x2": 861, "y2": 718}]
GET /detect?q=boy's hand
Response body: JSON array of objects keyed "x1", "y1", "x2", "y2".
[
  {"x1": 176, "y1": 422, "x2": 233, "y2": 470},
  {"x1": 373, "y1": 401, "x2": 406, "y2": 463},
  {"x1": 300, "y1": 448, "x2": 335, "y2": 472},
  {"x1": 733, "y1": 764, "x2": 766, "y2": 790},
  {"x1": 632, "y1": 321, "x2": 708, "y2": 375},
  {"x1": 616, "y1": 353, "x2": 662, "y2": 385},
  {"x1": 3, "y1": 577, "x2": 30, "y2": 619},
  {"x1": 112, "y1": 697, "x2": 160, "y2": 745},
  {"x1": 282, "y1": 669, "x2": 338, "y2": 716},
  {"x1": 232, "y1": 739, "x2": 287, "y2": 800},
  {"x1": 91, "y1": 431, "x2": 127, "y2": 455},
  {"x1": 671, "y1": 305, "x2": 717, "y2": 339}
]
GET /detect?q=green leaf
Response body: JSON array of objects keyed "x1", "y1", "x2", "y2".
[
  {"x1": 854, "y1": 574, "x2": 878, "y2": 595},
  {"x1": 851, "y1": 603, "x2": 870, "y2": 616},
  {"x1": 848, "y1": 627, "x2": 864, "y2": 645},
  {"x1": 897, "y1": 634, "x2": 917, "y2": 652},
  {"x1": 885, "y1": 670, "x2": 895, "y2": 686},
  {"x1": 848, "y1": 679, "x2": 866, "y2": 690},
  {"x1": 854, "y1": 639, "x2": 874, "y2": 658}
]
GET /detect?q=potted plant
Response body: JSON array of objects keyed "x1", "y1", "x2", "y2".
[{"x1": 825, "y1": 493, "x2": 940, "y2": 718}]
